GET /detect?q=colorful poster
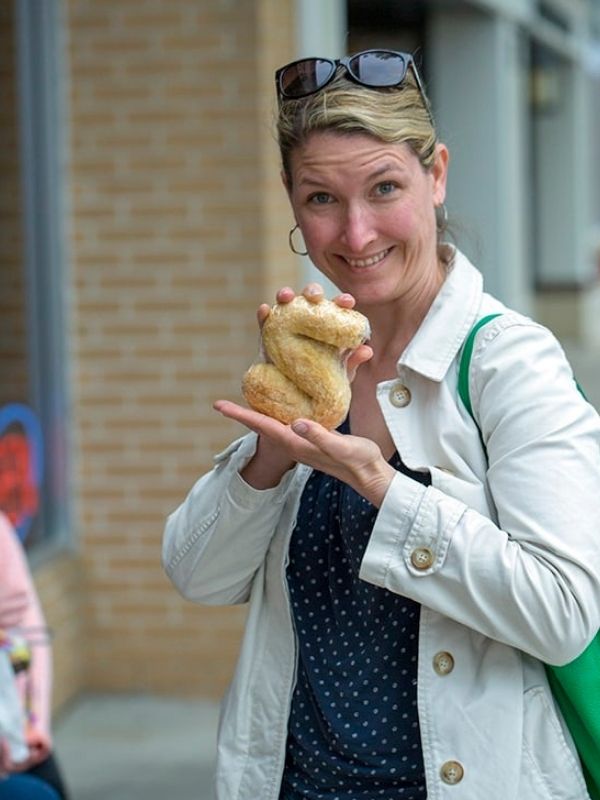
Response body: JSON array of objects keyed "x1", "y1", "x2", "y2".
[{"x1": 0, "y1": 404, "x2": 43, "y2": 542}]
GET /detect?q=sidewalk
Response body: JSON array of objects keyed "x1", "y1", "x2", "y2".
[{"x1": 54, "y1": 694, "x2": 220, "y2": 800}]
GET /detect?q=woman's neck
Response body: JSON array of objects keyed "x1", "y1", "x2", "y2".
[{"x1": 360, "y1": 255, "x2": 447, "y2": 364}]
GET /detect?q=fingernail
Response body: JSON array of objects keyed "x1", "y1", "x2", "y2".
[
  {"x1": 305, "y1": 284, "x2": 323, "y2": 301},
  {"x1": 292, "y1": 420, "x2": 308, "y2": 436}
]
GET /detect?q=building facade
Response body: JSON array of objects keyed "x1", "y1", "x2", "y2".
[{"x1": 1, "y1": 0, "x2": 599, "y2": 713}]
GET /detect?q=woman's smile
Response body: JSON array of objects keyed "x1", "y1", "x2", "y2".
[{"x1": 343, "y1": 246, "x2": 393, "y2": 269}]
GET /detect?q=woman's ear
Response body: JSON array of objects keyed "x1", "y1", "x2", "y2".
[{"x1": 431, "y1": 143, "x2": 449, "y2": 206}]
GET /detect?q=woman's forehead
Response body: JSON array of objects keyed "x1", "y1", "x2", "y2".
[{"x1": 290, "y1": 132, "x2": 417, "y2": 178}]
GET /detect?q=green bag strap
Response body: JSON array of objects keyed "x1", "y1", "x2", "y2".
[
  {"x1": 458, "y1": 313, "x2": 588, "y2": 420},
  {"x1": 458, "y1": 314, "x2": 502, "y2": 420}
]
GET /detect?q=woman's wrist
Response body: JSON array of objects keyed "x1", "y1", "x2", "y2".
[
  {"x1": 240, "y1": 435, "x2": 296, "y2": 489},
  {"x1": 350, "y1": 459, "x2": 396, "y2": 508}
]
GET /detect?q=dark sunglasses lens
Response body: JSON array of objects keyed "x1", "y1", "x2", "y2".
[
  {"x1": 349, "y1": 51, "x2": 408, "y2": 87},
  {"x1": 279, "y1": 59, "x2": 335, "y2": 98}
]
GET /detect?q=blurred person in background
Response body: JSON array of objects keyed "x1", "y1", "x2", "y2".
[
  {"x1": 163, "y1": 49, "x2": 600, "y2": 799},
  {"x1": 0, "y1": 513, "x2": 68, "y2": 800}
]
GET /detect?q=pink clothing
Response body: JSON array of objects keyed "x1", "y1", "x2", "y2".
[{"x1": 0, "y1": 513, "x2": 51, "y2": 741}]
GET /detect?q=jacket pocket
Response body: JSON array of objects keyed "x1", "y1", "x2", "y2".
[{"x1": 519, "y1": 686, "x2": 589, "y2": 800}]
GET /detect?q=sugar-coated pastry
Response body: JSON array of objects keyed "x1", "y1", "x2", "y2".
[{"x1": 242, "y1": 296, "x2": 371, "y2": 429}]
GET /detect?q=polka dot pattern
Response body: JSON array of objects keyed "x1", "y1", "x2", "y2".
[{"x1": 280, "y1": 423, "x2": 430, "y2": 799}]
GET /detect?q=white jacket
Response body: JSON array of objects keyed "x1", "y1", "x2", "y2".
[{"x1": 163, "y1": 249, "x2": 600, "y2": 799}]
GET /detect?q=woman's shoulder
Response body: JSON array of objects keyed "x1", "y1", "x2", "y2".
[
  {"x1": 474, "y1": 295, "x2": 559, "y2": 354},
  {"x1": 467, "y1": 298, "x2": 590, "y2": 424}
]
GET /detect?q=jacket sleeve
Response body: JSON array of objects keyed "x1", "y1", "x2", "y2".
[
  {"x1": 0, "y1": 514, "x2": 52, "y2": 740},
  {"x1": 0, "y1": 515, "x2": 29, "y2": 629},
  {"x1": 162, "y1": 433, "x2": 300, "y2": 605},
  {"x1": 360, "y1": 318, "x2": 600, "y2": 666}
]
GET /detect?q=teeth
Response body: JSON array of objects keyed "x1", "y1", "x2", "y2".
[{"x1": 347, "y1": 249, "x2": 389, "y2": 268}]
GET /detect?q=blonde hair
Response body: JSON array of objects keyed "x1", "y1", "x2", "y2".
[{"x1": 277, "y1": 69, "x2": 437, "y2": 186}]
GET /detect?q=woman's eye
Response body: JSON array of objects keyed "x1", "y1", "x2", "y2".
[
  {"x1": 309, "y1": 192, "x2": 332, "y2": 205},
  {"x1": 375, "y1": 181, "x2": 397, "y2": 196}
]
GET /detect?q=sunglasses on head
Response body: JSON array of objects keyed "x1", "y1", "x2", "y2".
[{"x1": 275, "y1": 48, "x2": 433, "y2": 122}]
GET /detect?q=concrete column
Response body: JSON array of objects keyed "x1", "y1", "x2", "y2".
[
  {"x1": 532, "y1": 57, "x2": 591, "y2": 285},
  {"x1": 295, "y1": 0, "x2": 347, "y2": 58},
  {"x1": 295, "y1": 0, "x2": 346, "y2": 294},
  {"x1": 428, "y1": 7, "x2": 531, "y2": 313}
]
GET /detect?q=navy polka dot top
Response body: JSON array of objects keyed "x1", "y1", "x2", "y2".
[{"x1": 280, "y1": 421, "x2": 430, "y2": 799}]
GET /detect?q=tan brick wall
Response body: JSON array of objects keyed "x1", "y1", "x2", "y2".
[
  {"x1": 34, "y1": 554, "x2": 87, "y2": 711},
  {"x1": 67, "y1": 0, "x2": 296, "y2": 696}
]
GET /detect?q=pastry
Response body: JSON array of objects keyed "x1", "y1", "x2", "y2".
[{"x1": 242, "y1": 295, "x2": 370, "y2": 429}]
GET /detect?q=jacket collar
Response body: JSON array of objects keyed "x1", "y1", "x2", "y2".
[{"x1": 397, "y1": 247, "x2": 483, "y2": 381}]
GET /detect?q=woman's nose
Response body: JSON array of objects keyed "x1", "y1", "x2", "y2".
[{"x1": 340, "y1": 206, "x2": 377, "y2": 253}]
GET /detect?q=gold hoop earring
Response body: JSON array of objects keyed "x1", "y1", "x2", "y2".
[
  {"x1": 435, "y1": 203, "x2": 448, "y2": 233},
  {"x1": 288, "y1": 224, "x2": 308, "y2": 256}
]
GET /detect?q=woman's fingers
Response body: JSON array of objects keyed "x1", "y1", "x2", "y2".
[
  {"x1": 275, "y1": 286, "x2": 296, "y2": 304},
  {"x1": 214, "y1": 401, "x2": 328, "y2": 456},
  {"x1": 301, "y1": 285, "x2": 358, "y2": 309},
  {"x1": 266, "y1": 284, "x2": 359, "y2": 312},
  {"x1": 344, "y1": 344, "x2": 374, "y2": 381},
  {"x1": 332, "y1": 292, "x2": 356, "y2": 309},
  {"x1": 302, "y1": 283, "x2": 324, "y2": 303},
  {"x1": 215, "y1": 401, "x2": 343, "y2": 463},
  {"x1": 256, "y1": 303, "x2": 271, "y2": 328},
  {"x1": 213, "y1": 400, "x2": 291, "y2": 438}
]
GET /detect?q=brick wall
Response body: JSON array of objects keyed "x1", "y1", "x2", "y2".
[
  {"x1": 34, "y1": 555, "x2": 87, "y2": 712},
  {"x1": 66, "y1": 0, "x2": 296, "y2": 696}
]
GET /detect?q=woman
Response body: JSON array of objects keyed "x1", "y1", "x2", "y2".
[
  {"x1": 163, "y1": 50, "x2": 600, "y2": 798},
  {"x1": 0, "y1": 513, "x2": 69, "y2": 800}
]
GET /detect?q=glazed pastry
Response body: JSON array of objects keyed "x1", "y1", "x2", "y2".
[{"x1": 242, "y1": 295, "x2": 371, "y2": 429}]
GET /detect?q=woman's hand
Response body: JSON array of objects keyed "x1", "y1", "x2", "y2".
[
  {"x1": 0, "y1": 728, "x2": 51, "y2": 773},
  {"x1": 217, "y1": 283, "x2": 374, "y2": 491},
  {"x1": 214, "y1": 402, "x2": 394, "y2": 506},
  {"x1": 23, "y1": 728, "x2": 51, "y2": 769}
]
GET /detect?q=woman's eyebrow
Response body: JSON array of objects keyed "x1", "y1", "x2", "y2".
[
  {"x1": 298, "y1": 163, "x2": 407, "y2": 187},
  {"x1": 367, "y1": 162, "x2": 408, "y2": 181},
  {"x1": 297, "y1": 176, "x2": 328, "y2": 187}
]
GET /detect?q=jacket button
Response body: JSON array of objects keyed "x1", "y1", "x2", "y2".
[
  {"x1": 410, "y1": 546, "x2": 434, "y2": 570},
  {"x1": 389, "y1": 382, "x2": 411, "y2": 408},
  {"x1": 440, "y1": 760, "x2": 464, "y2": 784},
  {"x1": 433, "y1": 651, "x2": 455, "y2": 676}
]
